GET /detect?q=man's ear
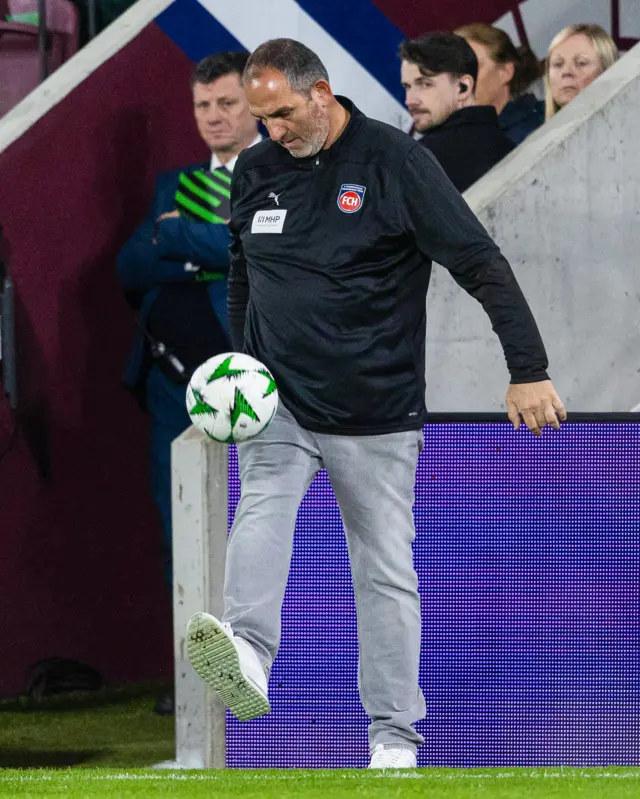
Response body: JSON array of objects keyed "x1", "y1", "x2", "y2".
[
  {"x1": 311, "y1": 79, "x2": 333, "y2": 104},
  {"x1": 458, "y1": 75, "x2": 474, "y2": 96}
]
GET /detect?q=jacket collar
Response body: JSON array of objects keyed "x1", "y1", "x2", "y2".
[
  {"x1": 309, "y1": 96, "x2": 365, "y2": 163},
  {"x1": 499, "y1": 94, "x2": 541, "y2": 126},
  {"x1": 424, "y1": 105, "x2": 500, "y2": 134}
]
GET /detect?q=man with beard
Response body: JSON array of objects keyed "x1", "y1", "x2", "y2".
[
  {"x1": 186, "y1": 38, "x2": 566, "y2": 769},
  {"x1": 400, "y1": 32, "x2": 515, "y2": 192}
]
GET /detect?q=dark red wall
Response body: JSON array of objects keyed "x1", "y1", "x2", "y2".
[
  {"x1": 372, "y1": 0, "x2": 519, "y2": 37},
  {"x1": 0, "y1": 24, "x2": 205, "y2": 695}
]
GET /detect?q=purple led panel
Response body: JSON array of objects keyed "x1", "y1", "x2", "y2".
[{"x1": 226, "y1": 423, "x2": 640, "y2": 768}]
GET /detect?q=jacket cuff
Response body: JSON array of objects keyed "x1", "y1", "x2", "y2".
[
  {"x1": 229, "y1": 321, "x2": 246, "y2": 353},
  {"x1": 509, "y1": 368, "x2": 550, "y2": 384}
]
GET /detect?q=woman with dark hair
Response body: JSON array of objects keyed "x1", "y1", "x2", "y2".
[{"x1": 456, "y1": 23, "x2": 544, "y2": 145}]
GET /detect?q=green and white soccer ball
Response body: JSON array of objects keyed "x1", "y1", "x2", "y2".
[{"x1": 186, "y1": 352, "x2": 278, "y2": 444}]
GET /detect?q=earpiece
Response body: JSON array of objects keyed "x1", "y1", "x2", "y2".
[{"x1": 459, "y1": 82, "x2": 468, "y2": 93}]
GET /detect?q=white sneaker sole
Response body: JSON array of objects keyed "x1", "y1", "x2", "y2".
[{"x1": 186, "y1": 612, "x2": 271, "y2": 722}]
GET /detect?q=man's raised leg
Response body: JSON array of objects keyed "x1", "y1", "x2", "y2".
[{"x1": 188, "y1": 404, "x2": 322, "y2": 719}]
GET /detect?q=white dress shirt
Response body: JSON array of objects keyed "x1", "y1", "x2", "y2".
[{"x1": 210, "y1": 134, "x2": 263, "y2": 174}]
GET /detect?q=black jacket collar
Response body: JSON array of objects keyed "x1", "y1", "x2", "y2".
[
  {"x1": 314, "y1": 96, "x2": 366, "y2": 162},
  {"x1": 425, "y1": 105, "x2": 501, "y2": 134}
]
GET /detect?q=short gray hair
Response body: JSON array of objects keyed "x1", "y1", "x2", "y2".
[{"x1": 244, "y1": 38, "x2": 329, "y2": 95}]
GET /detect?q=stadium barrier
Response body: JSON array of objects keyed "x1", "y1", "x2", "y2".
[{"x1": 171, "y1": 416, "x2": 640, "y2": 769}]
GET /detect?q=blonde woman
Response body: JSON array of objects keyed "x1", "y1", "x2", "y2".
[{"x1": 545, "y1": 24, "x2": 619, "y2": 120}]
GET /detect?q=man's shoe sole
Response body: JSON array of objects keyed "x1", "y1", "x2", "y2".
[{"x1": 187, "y1": 612, "x2": 271, "y2": 722}]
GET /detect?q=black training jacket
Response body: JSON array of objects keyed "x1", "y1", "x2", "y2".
[
  {"x1": 228, "y1": 97, "x2": 549, "y2": 436},
  {"x1": 418, "y1": 106, "x2": 514, "y2": 193}
]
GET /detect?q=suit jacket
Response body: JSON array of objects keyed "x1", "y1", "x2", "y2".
[
  {"x1": 419, "y1": 106, "x2": 515, "y2": 193},
  {"x1": 116, "y1": 163, "x2": 231, "y2": 400}
]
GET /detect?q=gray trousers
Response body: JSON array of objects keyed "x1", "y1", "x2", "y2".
[{"x1": 222, "y1": 403, "x2": 426, "y2": 751}]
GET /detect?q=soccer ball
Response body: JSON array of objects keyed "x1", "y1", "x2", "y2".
[{"x1": 186, "y1": 352, "x2": 278, "y2": 444}]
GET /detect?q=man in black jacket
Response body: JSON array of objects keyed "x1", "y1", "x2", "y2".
[
  {"x1": 186, "y1": 39, "x2": 566, "y2": 769},
  {"x1": 400, "y1": 33, "x2": 515, "y2": 193}
]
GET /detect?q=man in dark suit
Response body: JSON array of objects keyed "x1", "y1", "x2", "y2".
[
  {"x1": 400, "y1": 33, "x2": 514, "y2": 193},
  {"x1": 117, "y1": 51, "x2": 260, "y2": 597}
]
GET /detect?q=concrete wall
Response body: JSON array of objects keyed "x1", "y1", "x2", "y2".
[{"x1": 426, "y1": 42, "x2": 640, "y2": 413}]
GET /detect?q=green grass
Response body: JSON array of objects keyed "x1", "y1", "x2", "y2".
[
  {"x1": 0, "y1": 684, "x2": 174, "y2": 768},
  {"x1": 0, "y1": 768, "x2": 639, "y2": 799},
  {"x1": 0, "y1": 689, "x2": 638, "y2": 797}
]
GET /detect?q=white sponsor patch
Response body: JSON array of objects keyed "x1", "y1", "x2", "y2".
[{"x1": 251, "y1": 209, "x2": 287, "y2": 234}]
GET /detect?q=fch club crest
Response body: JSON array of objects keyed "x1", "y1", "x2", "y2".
[{"x1": 337, "y1": 184, "x2": 366, "y2": 214}]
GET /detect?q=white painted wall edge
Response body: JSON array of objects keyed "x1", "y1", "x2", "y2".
[
  {"x1": 463, "y1": 41, "x2": 640, "y2": 214},
  {"x1": 0, "y1": 0, "x2": 173, "y2": 155},
  {"x1": 172, "y1": 426, "x2": 228, "y2": 769}
]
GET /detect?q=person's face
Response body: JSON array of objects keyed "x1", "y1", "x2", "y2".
[
  {"x1": 548, "y1": 33, "x2": 603, "y2": 109},
  {"x1": 244, "y1": 68, "x2": 331, "y2": 158},
  {"x1": 193, "y1": 72, "x2": 257, "y2": 154},
  {"x1": 467, "y1": 40, "x2": 514, "y2": 108},
  {"x1": 401, "y1": 61, "x2": 462, "y2": 131}
]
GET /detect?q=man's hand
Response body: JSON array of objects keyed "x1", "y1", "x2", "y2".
[
  {"x1": 153, "y1": 210, "x2": 181, "y2": 244},
  {"x1": 157, "y1": 210, "x2": 180, "y2": 222},
  {"x1": 506, "y1": 380, "x2": 567, "y2": 437}
]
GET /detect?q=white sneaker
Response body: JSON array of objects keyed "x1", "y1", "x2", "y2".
[
  {"x1": 369, "y1": 744, "x2": 417, "y2": 770},
  {"x1": 186, "y1": 612, "x2": 270, "y2": 722}
]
